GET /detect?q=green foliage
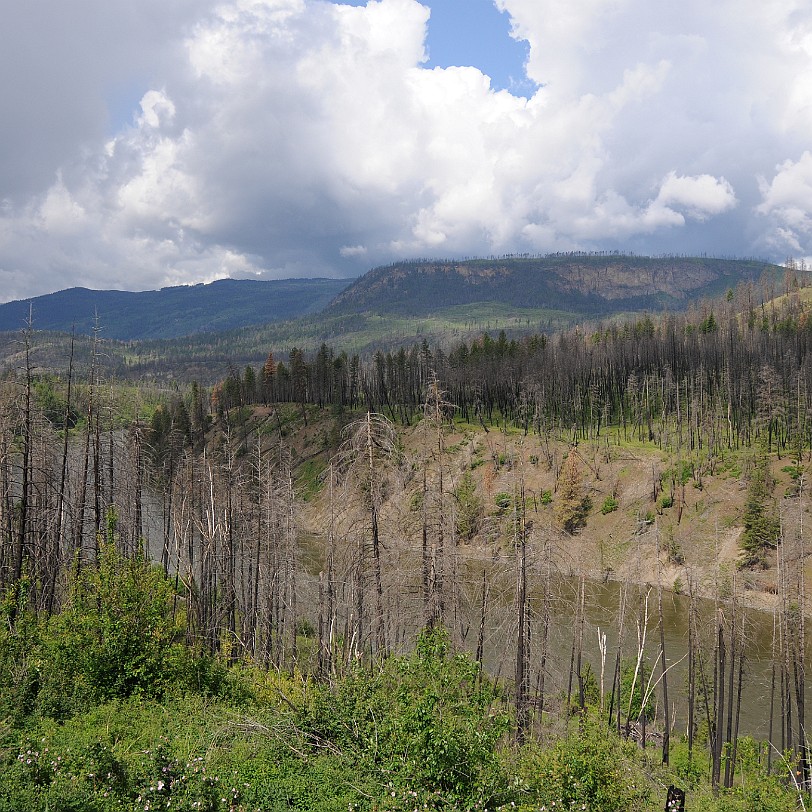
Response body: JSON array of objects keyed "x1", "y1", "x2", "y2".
[
  {"x1": 601, "y1": 495, "x2": 619, "y2": 514},
  {"x1": 0, "y1": 698, "x2": 247, "y2": 812},
  {"x1": 740, "y1": 454, "x2": 780, "y2": 568},
  {"x1": 0, "y1": 621, "x2": 808, "y2": 812},
  {"x1": 781, "y1": 463, "x2": 804, "y2": 481},
  {"x1": 410, "y1": 489, "x2": 424, "y2": 512},
  {"x1": 662, "y1": 459, "x2": 694, "y2": 487},
  {"x1": 516, "y1": 715, "x2": 652, "y2": 811},
  {"x1": 148, "y1": 397, "x2": 191, "y2": 474},
  {"x1": 659, "y1": 493, "x2": 674, "y2": 510},
  {"x1": 31, "y1": 375, "x2": 79, "y2": 430},
  {"x1": 454, "y1": 471, "x2": 483, "y2": 541},
  {"x1": 494, "y1": 492, "x2": 512, "y2": 511},
  {"x1": 781, "y1": 463, "x2": 804, "y2": 496},
  {"x1": 297, "y1": 457, "x2": 326, "y2": 501},
  {"x1": 37, "y1": 545, "x2": 180, "y2": 713},
  {"x1": 539, "y1": 489, "x2": 552, "y2": 505},
  {"x1": 700, "y1": 311, "x2": 718, "y2": 334},
  {"x1": 664, "y1": 532, "x2": 685, "y2": 565},
  {"x1": 302, "y1": 628, "x2": 511, "y2": 809},
  {"x1": 669, "y1": 740, "x2": 705, "y2": 787},
  {"x1": 0, "y1": 583, "x2": 43, "y2": 723},
  {"x1": 0, "y1": 545, "x2": 239, "y2": 722},
  {"x1": 620, "y1": 660, "x2": 655, "y2": 723}
]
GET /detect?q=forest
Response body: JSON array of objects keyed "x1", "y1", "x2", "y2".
[{"x1": 1, "y1": 278, "x2": 812, "y2": 810}]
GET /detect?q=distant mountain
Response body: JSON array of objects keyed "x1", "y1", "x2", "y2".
[
  {"x1": 326, "y1": 254, "x2": 783, "y2": 317},
  {"x1": 0, "y1": 277, "x2": 352, "y2": 340},
  {"x1": 0, "y1": 255, "x2": 791, "y2": 383}
]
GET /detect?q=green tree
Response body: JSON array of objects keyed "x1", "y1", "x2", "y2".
[
  {"x1": 453, "y1": 470, "x2": 483, "y2": 541},
  {"x1": 36, "y1": 543, "x2": 181, "y2": 716},
  {"x1": 739, "y1": 453, "x2": 780, "y2": 568}
]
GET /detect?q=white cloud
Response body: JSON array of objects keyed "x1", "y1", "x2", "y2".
[
  {"x1": 138, "y1": 90, "x2": 177, "y2": 129},
  {"x1": 1, "y1": 0, "x2": 812, "y2": 301},
  {"x1": 756, "y1": 151, "x2": 812, "y2": 253},
  {"x1": 653, "y1": 172, "x2": 737, "y2": 222},
  {"x1": 340, "y1": 245, "x2": 368, "y2": 257},
  {"x1": 38, "y1": 176, "x2": 88, "y2": 236}
]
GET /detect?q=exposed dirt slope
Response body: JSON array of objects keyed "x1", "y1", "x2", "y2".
[{"x1": 233, "y1": 404, "x2": 810, "y2": 614}]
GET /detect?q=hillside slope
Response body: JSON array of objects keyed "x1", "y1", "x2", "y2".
[
  {"x1": 327, "y1": 254, "x2": 782, "y2": 317},
  {"x1": 215, "y1": 403, "x2": 797, "y2": 617},
  {"x1": 0, "y1": 277, "x2": 352, "y2": 340}
]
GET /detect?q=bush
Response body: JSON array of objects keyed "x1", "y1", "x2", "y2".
[
  {"x1": 302, "y1": 628, "x2": 511, "y2": 809},
  {"x1": 0, "y1": 698, "x2": 246, "y2": 812},
  {"x1": 2, "y1": 545, "x2": 242, "y2": 721},
  {"x1": 34, "y1": 544, "x2": 180, "y2": 716},
  {"x1": 517, "y1": 715, "x2": 652, "y2": 811},
  {"x1": 601, "y1": 495, "x2": 619, "y2": 514}
]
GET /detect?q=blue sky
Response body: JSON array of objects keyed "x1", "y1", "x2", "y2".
[
  {"x1": 333, "y1": 0, "x2": 535, "y2": 94},
  {"x1": 1, "y1": 0, "x2": 812, "y2": 300}
]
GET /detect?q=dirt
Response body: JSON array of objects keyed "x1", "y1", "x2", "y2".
[{"x1": 251, "y1": 405, "x2": 810, "y2": 616}]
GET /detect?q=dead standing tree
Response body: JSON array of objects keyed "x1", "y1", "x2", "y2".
[
  {"x1": 338, "y1": 410, "x2": 399, "y2": 658},
  {"x1": 419, "y1": 374, "x2": 455, "y2": 631}
]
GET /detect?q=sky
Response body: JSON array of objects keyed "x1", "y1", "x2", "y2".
[{"x1": 1, "y1": 0, "x2": 812, "y2": 301}]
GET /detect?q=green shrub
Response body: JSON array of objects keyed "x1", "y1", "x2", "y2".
[
  {"x1": 601, "y1": 495, "x2": 619, "y2": 514},
  {"x1": 517, "y1": 715, "x2": 652, "y2": 812},
  {"x1": 620, "y1": 660, "x2": 655, "y2": 723},
  {"x1": 3, "y1": 544, "x2": 242, "y2": 721},
  {"x1": 34, "y1": 544, "x2": 180, "y2": 715},
  {"x1": 454, "y1": 470, "x2": 483, "y2": 541},
  {"x1": 0, "y1": 698, "x2": 244, "y2": 812},
  {"x1": 302, "y1": 628, "x2": 511, "y2": 809}
]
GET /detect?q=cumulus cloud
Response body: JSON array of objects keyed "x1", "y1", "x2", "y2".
[
  {"x1": 1, "y1": 0, "x2": 812, "y2": 301},
  {"x1": 757, "y1": 152, "x2": 812, "y2": 253},
  {"x1": 652, "y1": 172, "x2": 737, "y2": 222}
]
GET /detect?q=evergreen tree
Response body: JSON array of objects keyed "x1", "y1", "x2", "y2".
[
  {"x1": 740, "y1": 453, "x2": 780, "y2": 568},
  {"x1": 554, "y1": 448, "x2": 590, "y2": 533}
]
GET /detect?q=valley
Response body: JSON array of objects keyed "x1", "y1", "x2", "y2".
[{"x1": 1, "y1": 254, "x2": 811, "y2": 811}]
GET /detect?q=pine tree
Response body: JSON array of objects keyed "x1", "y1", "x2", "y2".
[
  {"x1": 554, "y1": 448, "x2": 590, "y2": 533},
  {"x1": 739, "y1": 453, "x2": 780, "y2": 568}
]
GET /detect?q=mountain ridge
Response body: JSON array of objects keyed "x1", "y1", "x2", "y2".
[
  {"x1": 0, "y1": 277, "x2": 352, "y2": 340},
  {"x1": 0, "y1": 254, "x2": 787, "y2": 347},
  {"x1": 326, "y1": 254, "x2": 782, "y2": 317}
]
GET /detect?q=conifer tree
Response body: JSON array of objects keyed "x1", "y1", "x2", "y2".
[
  {"x1": 554, "y1": 448, "x2": 590, "y2": 533},
  {"x1": 739, "y1": 453, "x2": 779, "y2": 568}
]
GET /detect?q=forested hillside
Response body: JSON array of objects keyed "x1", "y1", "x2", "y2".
[
  {"x1": 327, "y1": 253, "x2": 782, "y2": 316},
  {"x1": 0, "y1": 277, "x2": 350, "y2": 340},
  {"x1": 0, "y1": 254, "x2": 788, "y2": 384}
]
